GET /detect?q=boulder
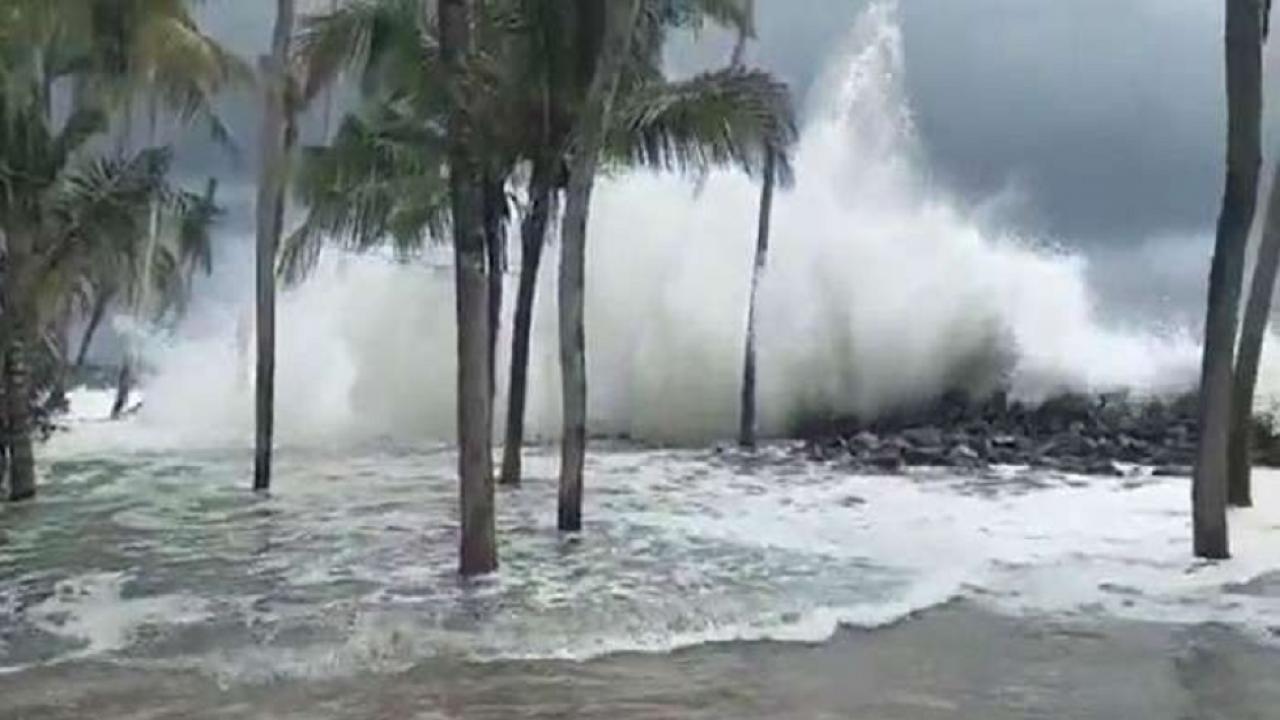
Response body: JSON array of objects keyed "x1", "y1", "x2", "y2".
[
  {"x1": 948, "y1": 444, "x2": 982, "y2": 467},
  {"x1": 903, "y1": 445, "x2": 946, "y2": 466},
  {"x1": 867, "y1": 449, "x2": 904, "y2": 472},
  {"x1": 902, "y1": 426, "x2": 944, "y2": 448}
]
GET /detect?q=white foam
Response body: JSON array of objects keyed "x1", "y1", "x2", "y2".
[
  {"x1": 14, "y1": 441, "x2": 1280, "y2": 681},
  {"x1": 21, "y1": 572, "x2": 210, "y2": 660}
]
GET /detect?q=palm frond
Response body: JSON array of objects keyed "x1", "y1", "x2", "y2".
[
  {"x1": 294, "y1": 0, "x2": 427, "y2": 104},
  {"x1": 52, "y1": 107, "x2": 108, "y2": 165},
  {"x1": 279, "y1": 107, "x2": 451, "y2": 284},
  {"x1": 652, "y1": 0, "x2": 755, "y2": 36},
  {"x1": 170, "y1": 177, "x2": 220, "y2": 278},
  {"x1": 610, "y1": 66, "x2": 797, "y2": 185}
]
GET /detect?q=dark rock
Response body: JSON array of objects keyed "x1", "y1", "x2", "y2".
[
  {"x1": 1083, "y1": 460, "x2": 1123, "y2": 477},
  {"x1": 903, "y1": 446, "x2": 946, "y2": 465},
  {"x1": 794, "y1": 388, "x2": 1257, "y2": 479},
  {"x1": 1053, "y1": 429, "x2": 1094, "y2": 458},
  {"x1": 986, "y1": 448, "x2": 1020, "y2": 465},
  {"x1": 1056, "y1": 458, "x2": 1090, "y2": 475},
  {"x1": 867, "y1": 449, "x2": 904, "y2": 472},
  {"x1": 901, "y1": 426, "x2": 943, "y2": 448},
  {"x1": 948, "y1": 444, "x2": 982, "y2": 467},
  {"x1": 990, "y1": 434, "x2": 1019, "y2": 450},
  {"x1": 848, "y1": 431, "x2": 880, "y2": 452},
  {"x1": 1153, "y1": 465, "x2": 1191, "y2": 478}
]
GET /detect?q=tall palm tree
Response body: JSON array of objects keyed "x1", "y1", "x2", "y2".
[
  {"x1": 439, "y1": 0, "x2": 498, "y2": 576},
  {"x1": 738, "y1": 148, "x2": 776, "y2": 449},
  {"x1": 555, "y1": 0, "x2": 646, "y2": 531},
  {"x1": 1232, "y1": 159, "x2": 1280, "y2": 508},
  {"x1": 500, "y1": 0, "x2": 775, "y2": 487},
  {"x1": 1193, "y1": 0, "x2": 1266, "y2": 558},
  {"x1": 254, "y1": 0, "x2": 299, "y2": 493},
  {"x1": 1226, "y1": 1, "x2": 1275, "y2": 510}
]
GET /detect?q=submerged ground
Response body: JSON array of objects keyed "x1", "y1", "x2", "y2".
[
  {"x1": 4, "y1": 436, "x2": 1280, "y2": 718},
  {"x1": 8, "y1": 605, "x2": 1280, "y2": 719}
]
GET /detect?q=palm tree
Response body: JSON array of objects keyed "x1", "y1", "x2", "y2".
[
  {"x1": 500, "y1": 0, "x2": 775, "y2": 487},
  {"x1": 254, "y1": 0, "x2": 299, "y2": 493},
  {"x1": 738, "y1": 148, "x2": 776, "y2": 449},
  {"x1": 1226, "y1": 1, "x2": 1275, "y2": 510},
  {"x1": 439, "y1": 0, "x2": 498, "y2": 576},
  {"x1": 555, "y1": 0, "x2": 647, "y2": 531},
  {"x1": 1193, "y1": 0, "x2": 1267, "y2": 558},
  {"x1": 1231, "y1": 158, "x2": 1280, "y2": 508}
]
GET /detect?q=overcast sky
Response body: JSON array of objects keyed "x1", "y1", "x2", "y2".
[{"x1": 189, "y1": 0, "x2": 1271, "y2": 324}]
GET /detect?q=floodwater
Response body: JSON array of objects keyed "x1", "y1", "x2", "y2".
[{"x1": 5, "y1": 440, "x2": 1280, "y2": 718}]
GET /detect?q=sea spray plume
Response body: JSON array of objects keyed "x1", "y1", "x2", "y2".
[{"x1": 119, "y1": 1, "x2": 1208, "y2": 452}]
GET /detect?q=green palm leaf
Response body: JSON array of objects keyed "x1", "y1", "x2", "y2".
[{"x1": 611, "y1": 66, "x2": 797, "y2": 184}]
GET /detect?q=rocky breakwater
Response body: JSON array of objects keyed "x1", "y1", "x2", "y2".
[{"x1": 797, "y1": 391, "x2": 1280, "y2": 477}]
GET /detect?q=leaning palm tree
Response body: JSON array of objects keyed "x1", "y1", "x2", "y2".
[
  {"x1": 1225, "y1": 0, "x2": 1275, "y2": 510},
  {"x1": 1231, "y1": 158, "x2": 1280, "y2": 509},
  {"x1": 738, "y1": 147, "x2": 777, "y2": 449},
  {"x1": 1193, "y1": 0, "x2": 1267, "y2": 558}
]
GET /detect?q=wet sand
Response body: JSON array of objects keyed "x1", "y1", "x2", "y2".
[{"x1": 7, "y1": 603, "x2": 1280, "y2": 719}]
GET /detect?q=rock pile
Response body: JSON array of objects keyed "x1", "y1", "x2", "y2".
[{"x1": 798, "y1": 391, "x2": 1280, "y2": 476}]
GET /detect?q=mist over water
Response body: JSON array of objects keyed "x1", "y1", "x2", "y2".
[{"x1": 123, "y1": 2, "x2": 1208, "y2": 450}]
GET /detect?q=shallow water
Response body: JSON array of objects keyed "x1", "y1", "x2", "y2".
[
  {"x1": 6, "y1": 438, "x2": 1280, "y2": 689},
  {"x1": 7, "y1": 603, "x2": 1280, "y2": 719}
]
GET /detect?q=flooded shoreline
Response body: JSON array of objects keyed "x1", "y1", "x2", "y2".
[
  {"x1": 6, "y1": 603, "x2": 1280, "y2": 719},
  {"x1": 6, "y1": 431, "x2": 1280, "y2": 720}
]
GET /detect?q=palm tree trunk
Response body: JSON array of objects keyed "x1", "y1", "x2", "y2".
[
  {"x1": 1229, "y1": 161, "x2": 1280, "y2": 508},
  {"x1": 0, "y1": 432, "x2": 8, "y2": 498},
  {"x1": 500, "y1": 161, "x2": 555, "y2": 486},
  {"x1": 440, "y1": 0, "x2": 497, "y2": 576},
  {"x1": 557, "y1": 0, "x2": 646, "y2": 532},
  {"x1": 3, "y1": 330, "x2": 36, "y2": 502},
  {"x1": 1193, "y1": 0, "x2": 1266, "y2": 559},
  {"x1": 118, "y1": 141, "x2": 165, "y2": 420},
  {"x1": 739, "y1": 149, "x2": 777, "y2": 449},
  {"x1": 254, "y1": 0, "x2": 297, "y2": 493},
  {"x1": 110, "y1": 357, "x2": 134, "y2": 419},
  {"x1": 484, "y1": 174, "x2": 506, "y2": 400},
  {"x1": 1227, "y1": 1, "x2": 1278, "y2": 509},
  {"x1": 45, "y1": 315, "x2": 71, "y2": 414},
  {"x1": 2, "y1": 238, "x2": 36, "y2": 502},
  {"x1": 75, "y1": 289, "x2": 113, "y2": 370}
]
